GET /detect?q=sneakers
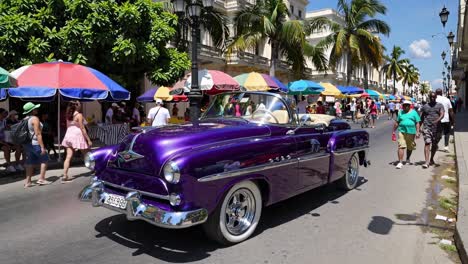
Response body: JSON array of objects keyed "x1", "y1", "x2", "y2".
[
  {"x1": 444, "y1": 146, "x2": 450, "y2": 152},
  {"x1": 422, "y1": 164, "x2": 429, "y2": 169},
  {"x1": 405, "y1": 159, "x2": 413, "y2": 165},
  {"x1": 396, "y1": 162, "x2": 403, "y2": 169},
  {"x1": 15, "y1": 164, "x2": 25, "y2": 171},
  {"x1": 6, "y1": 165, "x2": 16, "y2": 172}
]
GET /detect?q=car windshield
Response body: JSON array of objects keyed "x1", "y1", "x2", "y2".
[{"x1": 201, "y1": 93, "x2": 292, "y2": 125}]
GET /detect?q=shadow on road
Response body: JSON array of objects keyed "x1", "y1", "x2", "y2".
[
  {"x1": 367, "y1": 215, "x2": 453, "y2": 236},
  {"x1": 93, "y1": 176, "x2": 368, "y2": 262}
]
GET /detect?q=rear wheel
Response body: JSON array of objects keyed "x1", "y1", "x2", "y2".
[
  {"x1": 203, "y1": 181, "x2": 262, "y2": 245},
  {"x1": 337, "y1": 153, "x2": 360, "y2": 190}
]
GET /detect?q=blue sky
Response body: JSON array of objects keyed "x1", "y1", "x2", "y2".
[{"x1": 306, "y1": 0, "x2": 459, "y2": 89}]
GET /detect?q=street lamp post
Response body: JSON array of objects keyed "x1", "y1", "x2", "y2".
[
  {"x1": 172, "y1": 0, "x2": 214, "y2": 125},
  {"x1": 439, "y1": 6, "x2": 450, "y2": 27}
]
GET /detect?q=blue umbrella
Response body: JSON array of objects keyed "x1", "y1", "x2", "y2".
[
  {"x1": 365, "y1": 89, "x2": 380, "y2": 99},
  {"x1": 337, "y1": 86, "x2": 364, "y2": 95},
  {"x1": 270, "y1": 76, "x2": 288, "y2": 93},
  {"x1": 137, "y1": 87, "x2": 158, "y2": 102},
  {"x1": 288, "y1": 80, "x2": 324, "y2": 95}
]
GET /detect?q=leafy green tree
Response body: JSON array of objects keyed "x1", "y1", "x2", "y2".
[
  {"x1": 0, "y1": 0, "x2": 190, "y2": 91},
  {"x1": 228, "y1": 0, "x2": 328, "y2": 77},
  {"x1": 309, "y1": 0, "x2": 390, "y2": 86},
  {"x1": 381, "y1": 45, "x2": 409, "y2": 94}
]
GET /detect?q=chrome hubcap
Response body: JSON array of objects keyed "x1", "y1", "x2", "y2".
[
  {"x1": 347, "y1": 155, "x2": 359, "y2": 185},
  {"x1": 224, "y1": 188, "x2": 256, "y2": 235}
]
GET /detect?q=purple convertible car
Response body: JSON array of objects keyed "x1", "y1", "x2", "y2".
[{"x1": 79, "y1": 92, "x2": 370, "y2": 245}]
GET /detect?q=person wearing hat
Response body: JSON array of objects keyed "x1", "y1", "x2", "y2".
[
  {"x1": 105, "y1": 103, "x2": 118, "y2": 124},
  {"x1": 23, "y1": 102, "x2": 50, "y2": 187},
  {"x1": 147, "y1": 98, "x2": 170, "y2": 127},
  {"x1": 393, "y1": 100, "x2": 421, "y2": 169}
]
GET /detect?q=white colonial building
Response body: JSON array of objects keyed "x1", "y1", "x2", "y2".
[{"x1": 453, "y1": 0, "x2": 467, "y2": 109}]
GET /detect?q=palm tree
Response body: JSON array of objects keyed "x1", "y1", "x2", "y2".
[
  {"x1": 308, "y1": 0, "x2": 390, "y2": 86},
  {"x1": 381, "y1": 45, "x2": 408, "y2": 94},
  {"x1": 228, "y1": 0, "x2": 328, "y2": 77},
  {"x1": 402, "y1": 63, "x2": 419, "y2": 95},
  {"x1": 172, "y1": 2, "x2": 230, "y2": 51},
  {"x1": 420, "y1": 82, "x2": 430, "y2": 98}
]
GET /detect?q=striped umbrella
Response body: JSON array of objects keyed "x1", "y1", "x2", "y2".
[
  {"x1": 8, "y1": 61, "x2": 129, "y2": 100},
  {"x1": 234, "y1": 72, "x2": 287, "y2": 92},
  {"x1": 137, "y1": 87, "x2": 188, "y2": 103},
  {"x1": 184, "y1": 69, "x2": 240, "y2": 95}
]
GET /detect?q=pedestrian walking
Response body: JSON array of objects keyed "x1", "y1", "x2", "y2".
[
  {"x1": 393, "y1": 100, "x2": 421, "y2": 169},
  {"x1": 22, "y1": 102, "x2": 50, "y2": 188},
  {"x1": 388, "y1": 101, "x2": 396, "y2": 120},
  {"x1": 369, "y1": 101, "x2": 378, "y2": 128},
  {"x1": 349, "y1": 99, "x2": 357, "y2": 123},
  {"x1": 297, "y1": 96, "x2": 308, "y2": 114},
  {"x1": 147, "y1": 99, "x2": 170, "y2": 126},
  {"x1": 380, "y1": 101, "x2": 385, "y2": 115},
  {"x1": 420, "y1": 92, "x2": 444, "y2": 168},
  {"x1": 334, "y1": 99, "x2": 342, "y2": 119},
  {"x1": 62, "y1": 101, "x2": 92, "y2": 183},
  {"x1": 435, "y1": 89, "x2": 454, "y2": 152}
]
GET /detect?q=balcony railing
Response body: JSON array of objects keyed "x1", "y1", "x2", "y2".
[
  {"x1": 227, "y1": 51, "x2": 270, "y2": 67},
  {"x1": 198, "y1": 44, "x2": 223, "y2": 59}
]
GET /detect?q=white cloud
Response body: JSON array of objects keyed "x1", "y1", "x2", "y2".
[
  {"x1": 431, "y1": 78, "x2": 443, "y2": 89},
  {"x1": 409, "y1": 39, "x2": 432, "y2": 59}
]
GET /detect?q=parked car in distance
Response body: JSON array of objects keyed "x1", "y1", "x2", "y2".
[{"x1": 79, "y1": 92, "x2": 370, "y2": 245}]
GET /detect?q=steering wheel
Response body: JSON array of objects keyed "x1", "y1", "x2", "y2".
[{"x1": 251, "y1": 109, "x2": 279, "y2": 124}]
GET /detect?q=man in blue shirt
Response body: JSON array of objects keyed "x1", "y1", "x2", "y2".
[{"x1": 388, "y1": 101, "x2": 396, "y2": 120}]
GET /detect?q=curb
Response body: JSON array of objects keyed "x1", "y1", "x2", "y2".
[{"x1": 454, "y1": 111, "x2": 468, "y2": 264}]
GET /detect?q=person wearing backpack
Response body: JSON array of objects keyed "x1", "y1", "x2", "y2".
[{"x1": 22, "y1": 102, "x2": 50, "y2": 188}]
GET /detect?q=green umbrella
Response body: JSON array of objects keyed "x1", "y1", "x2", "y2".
[{"x1": 0, "y1": 67, "x2": 16, "y2": 88}]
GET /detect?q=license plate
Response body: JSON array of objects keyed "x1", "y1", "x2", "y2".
[{"x1": 104, "y1": 194, "x2": 127, "y2": 209}]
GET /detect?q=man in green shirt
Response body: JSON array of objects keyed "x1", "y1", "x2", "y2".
[{"x1": 393, "y1": 100, "x2": 421, "y2": 169}]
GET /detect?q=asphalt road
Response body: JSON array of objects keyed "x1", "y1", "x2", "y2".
[{"x1": 0, "y1": 116, "x2": 456, "y2": 264}]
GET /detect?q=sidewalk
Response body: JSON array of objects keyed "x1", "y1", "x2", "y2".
[{"x1": 454, "y1": 110, "x2": 468, "y2": 263}]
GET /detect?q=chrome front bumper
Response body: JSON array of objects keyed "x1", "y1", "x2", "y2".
[{"x1": 79, "y1": 179, "x2": 208, "y2": 229}]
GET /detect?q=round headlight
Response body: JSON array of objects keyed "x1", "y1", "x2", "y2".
[
  {"x1": 163, "y1": 161, "x2": 181, "y2": 184},
  {"x1": 169, "y1": 193, "x2": 182, "y2": 206},
  {"x1": 84, "y1": 152, "x2": 95, "y2": 170}
]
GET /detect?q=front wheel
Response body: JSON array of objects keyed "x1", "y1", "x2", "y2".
[
  {"x1": 203, "y1": 181, "x2": 262, "y2": 245},
  {"x1": 337, "y1": 153, "x2": 360, "y2": 190}
]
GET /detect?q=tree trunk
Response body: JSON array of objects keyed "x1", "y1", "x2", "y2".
[
  {"x1": 385, "y1": 73, "x2": 388, "y2": 93},
  {"x1": 346, "y1": 52, "x2": 352, "y2": 86},
  {"x1": 393, "y1": 71, "x2": 396, "y2": 95},
  {"x1": 363, "y1": 64, "x2": 369, "y2": 90},
  {"x1": 269, "y1": 41, "x2": 277, "y2": 77}
]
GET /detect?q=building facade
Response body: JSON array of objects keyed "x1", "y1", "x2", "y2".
[{"x1": 454, "y1": 0, "x2": 467, "y2": 109}]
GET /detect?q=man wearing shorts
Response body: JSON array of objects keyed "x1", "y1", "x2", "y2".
[
  {"x1": 393, "y1": 100, "x2": 421, "y2": 169},
  {"x1": 420, "y1": 92, "x2": 444, "y2": 168}
]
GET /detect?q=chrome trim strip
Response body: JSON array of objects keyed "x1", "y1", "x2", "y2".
[
  {"x1": 79, "y1": 181, "x2": 208, "y2": 229},
  {"x1": 333, "y1": 146, "x2": 369, "y2": 155},
  {"x1": 298, "y1": 153, "x2": 330, "y2": 162},
  {"x1": 102, "y1": 180, "x2": 169, "y2": 201},
  {"x1": 198, "y1": 158, "x2": 298, "y2": 182}
]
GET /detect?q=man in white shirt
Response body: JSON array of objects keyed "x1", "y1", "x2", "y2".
[
  {"x1": 349, "y1": 99, "x2": 357, "y2": 123},
  {"x1": 435, "y1": 88, "x2": 455, "y2": 152},
  {"x1": 105, "y1": 103, "x2": 118, "y2": 124},
  {"x1": 147, "y1": 99, "x2": 170, "y2": 127},
  {"x1": 296, "y1": 96, "x2": 308, "y2": 114}
]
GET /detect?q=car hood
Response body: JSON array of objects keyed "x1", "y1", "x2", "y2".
[{"x1": 108, "y1": 120, "x2": 271, "y2": 175}]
